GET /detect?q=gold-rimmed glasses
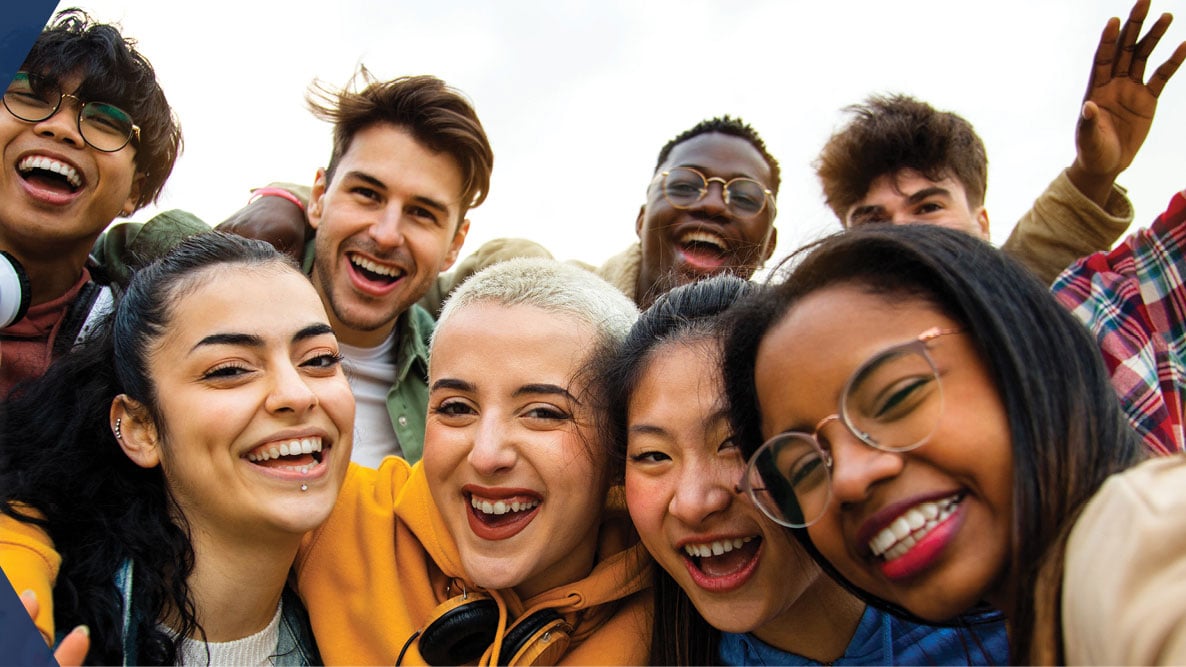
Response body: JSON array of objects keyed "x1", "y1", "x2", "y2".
[
  {"x1": 737, "y1": 327, "x2": 964, "y2": 528},
  {"x1": 4, "y1": 72, "x2": 140, "y2": 152},
  {"x1": 657, "y1": 166, "x2": 775, "y2": 219}
]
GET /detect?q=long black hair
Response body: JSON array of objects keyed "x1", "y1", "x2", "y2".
[
  {"x1": 722, "y1": 224, "x2": 1145, "y2": 662},
  {"x1": 0, "y1": 232, "x2": 292, "y2": 664},
  {"x1": 593, "y1": 274, "x2": 754, "y2": 665}
]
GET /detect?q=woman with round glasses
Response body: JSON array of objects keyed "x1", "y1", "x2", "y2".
[
  {"x1": 721, "y1": 223, "x2": 1186, "y2": 663},
  {"x1": 595, "y1": 274, "x2": 1005, "y2": 665}
]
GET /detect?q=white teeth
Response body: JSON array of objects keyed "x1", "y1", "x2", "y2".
[
  {"x1": 470, "y1": 496, "x2": 539, "y2": 515},
  {"x1": 867, "y1": 495, "x2": 962, "y2": 560},
  {"x1": 682, "y1": 536, "x2": 754, "y2": 559},
  {"x1": 351, "y1": 255, "x2": 400, "y2": 277},
  {"x1": 678, "y1": 230, "x2": 727, "y2": 251},
  {"x1": 17, "y1": 156, "x2": 82, "y2": 188},
  {"x1": 246, "y1": 437, "x2": 323, "y2": 462}
]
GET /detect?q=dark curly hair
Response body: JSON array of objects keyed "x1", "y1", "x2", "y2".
[
  {"x1": 815, "y1": 94, "x2": 986, "y2": 223},
  {"x1": 654, "y1": 115, "x2": 781, "y2": 197},
  {"x1": 0, "y1": 232, "x2": 293, "y2": 664},
  {"x1": 20, "y1": 8, "x2": 182, "y2": 209}
]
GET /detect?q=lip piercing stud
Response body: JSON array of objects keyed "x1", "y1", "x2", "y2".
[
  {"x1": 300, "y1": 484, "x2": 308, "y2": 492},
  {"x1": 114, "y1": 418, "x2": 122, "y2": 440}
]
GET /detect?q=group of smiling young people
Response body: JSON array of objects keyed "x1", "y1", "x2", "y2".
[{"x1": 4, "y1": 1, "x2": 1186, "y2": 666}]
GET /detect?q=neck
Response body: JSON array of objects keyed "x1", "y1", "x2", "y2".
[
  {"x1": 169, "y1": 527, "x2": 299, "y2": 642},
  {"x1": 3, "y1": 247, "x2": 88, "y2": 307},
  {"x1": 753, "y1": 569, "x2": 866, "y2": 662}
]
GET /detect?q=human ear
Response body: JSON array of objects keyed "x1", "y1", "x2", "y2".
[
  {"x1": 120, "y1": 174, "x2": 145, "y2": 217},
  {"x1": 762, "y1": 226, "x2": 779, "y2": 263},
  {"x1": 111, "y1": 394, "x2": 160, "y2": 469},
  {"x1": 634, "y1": 204, "x2": 646, "y2": 238},
  {"x1": 975, "y1": 207, "x2": 991, "y2": 240},
  {"x1": 308, "y1": 168, "x2": 329, "y2": 229},
  {"x1": 442, "y1": 218, "x2": 471, "y2": 271}
]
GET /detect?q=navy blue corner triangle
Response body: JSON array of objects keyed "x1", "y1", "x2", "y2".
[{"x1": 1, "y1": 1, "x2": 59, "y2": 89}]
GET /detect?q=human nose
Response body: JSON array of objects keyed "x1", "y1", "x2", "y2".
[
  {"x1": 668, "y1": 456, "x2": 735, "y2": 525},
  {"x1": 32, "y1": 98, "x2": 84, "y2": 148},
  {"x1": 264, "y1": 360, "x2": 320, "y2": 416},
  {"x1": 822, "y1": 421, "x2": 903, "y2": 506},
  {"x1": 366, "y1": 204, "x2": 407, "y2": 249},
  {"x1": 692, "y1": 178, "x2": 730, "y2": 218},
  {"x1": 467, "y1": 415, "x2": 517, "y2": 476}
]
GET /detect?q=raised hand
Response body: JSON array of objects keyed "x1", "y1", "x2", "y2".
[{"x1": 1069, "y1": 0, "x2": 1186, "y2": 206}]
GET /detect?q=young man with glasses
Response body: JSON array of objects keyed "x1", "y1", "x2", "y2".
[
  {"x1": 597, "y1": 115, "x2": 779, "y2": 309},
  {"x1": 0, "y1": 10, "x2": 200, "y2": 395}
]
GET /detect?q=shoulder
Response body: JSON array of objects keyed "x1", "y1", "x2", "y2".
[{"x1": 1062, "y1": 455, "x2": 1186, "y2": 664}]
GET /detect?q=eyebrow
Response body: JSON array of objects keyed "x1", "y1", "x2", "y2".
[
  {"x1": 342, "y1": 170, "x2": 452, "y2": 216},
  {"x1": 679, "y1": 163, "x2": 761, "y2": 182},
  {"x1": 850, "y1": 186, "x2": 953, "y2": 221},
  {"x1": 190, "y1": 323, "x2": 334, "y2": 353},
  {"x1": 429, "y1": 380, "x2": 580, "y2": 404},
  {"x1": 514, "y1": 383, "x2": 579, "y2": 403},
  {"x1": 903, "y1": 186, "x2": 952, "y2": 204},
  {"x1": 431, "y1": 378, "x2": 475, "y2": 393},
  {"x1": 627, "y1": 407, "x2": 729, "y2": 439}
]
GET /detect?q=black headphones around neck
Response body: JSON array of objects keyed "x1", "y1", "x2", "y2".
[{"x1": 397, "y1": 588, "x2": 572, "y2": 666}]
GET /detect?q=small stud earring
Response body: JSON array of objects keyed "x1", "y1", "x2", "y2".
[{"x1": 114, "y1": 418, "x2": 122, "y2": 440}]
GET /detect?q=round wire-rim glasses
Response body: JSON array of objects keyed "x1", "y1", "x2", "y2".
[
  {"x1": 658, "y1": 166, "x2": 776, "y2": 219},
  {"x1": 737, "y1": 327, "x2": 964, "y2": 528},
  {"x1": 4, "y1": 71, "x2": 141, "y2": 152}
]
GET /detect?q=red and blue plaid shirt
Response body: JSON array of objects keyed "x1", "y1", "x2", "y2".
[{"x1": 1053, "y1": 189, "x2": 1186, "y2": 455}]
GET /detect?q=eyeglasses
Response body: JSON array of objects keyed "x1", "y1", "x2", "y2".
[
  {"x1": 4, "y1": 72, "x2": 140, "y2": 152},
  {"x1": 657, "y1": 166, "x2": 775, "y2": 219},
  {"x1": 737, "y1": 327, "x2": 964, "y2": 528}
]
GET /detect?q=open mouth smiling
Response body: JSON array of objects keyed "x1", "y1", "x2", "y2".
[
  {"x1": 17, "y1": 155, "x2": 83, "y2": 193},
  {"x1": 246, "y1": 436, "x2": 328, "y2": 475},
  {"x1": 867, "y1": 493, "x2": 964, "y2": 563},
  {"x1": 348, "y1": 253, "x2": 404, "y2": 285},
  {"x1": 679, "y1": 535, "x2": 762, "y2": 591}
]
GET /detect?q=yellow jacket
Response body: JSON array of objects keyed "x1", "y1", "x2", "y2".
[{"x1": 294, "y1": 457, "x2": 653, "y2": 665}]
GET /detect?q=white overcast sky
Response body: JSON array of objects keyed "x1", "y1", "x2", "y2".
[{"x1": 55, "y1": 0, "x2": 1186, "y2": 269}]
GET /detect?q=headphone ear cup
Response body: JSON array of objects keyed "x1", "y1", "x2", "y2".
[
  {"x1": 498, "y1": 609, "x2": 572, "y2": 666},
  {"x1": 417, "y1": 594, "x2": 500, "y2": 666}
]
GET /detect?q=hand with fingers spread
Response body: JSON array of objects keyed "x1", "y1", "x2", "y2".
[{"x1": 1069, "y1": 0, "x2": 1186, "y2": 206}]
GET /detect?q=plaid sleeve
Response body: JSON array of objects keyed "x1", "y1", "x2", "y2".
[{"x1": 1052, "y1": 190, "x2": 1186, "y2": 455}]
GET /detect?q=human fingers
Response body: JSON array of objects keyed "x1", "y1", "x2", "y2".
[
  {"x1": 1130, "y1": 12, "x2": 1172, "y2": 80},
  {"x1": 54, "y1": 626, "x2": 90, "y2": 667},
  {"x1": 1116, "y1": 0, "x2": 1152, "y2": 76},
  {"x1": 1088, "y1": 17, "x2": 1122, "y2": 95},
  {"x1": 1147, "y1": 39, "x2": 1186, "y2": 96}
]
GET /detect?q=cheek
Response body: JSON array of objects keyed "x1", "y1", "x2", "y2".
[{"x1": 624, "y1": 473, "x2": 665, "y2": 538}]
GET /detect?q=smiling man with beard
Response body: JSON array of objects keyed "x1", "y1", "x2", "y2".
[
  {"x1": 601, "y1": 116, "x2": 780, "y2": 309},
  {"x1": 275, "y1": 70, "x2": 493, "y2": 468}
]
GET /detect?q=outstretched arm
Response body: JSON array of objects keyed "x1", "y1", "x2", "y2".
[{"x1": 1068, "y1": 0, "x2": 1186, "y2": 206}]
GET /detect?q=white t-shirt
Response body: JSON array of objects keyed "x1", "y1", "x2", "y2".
[{"x1": 340, "y1": 333, "x2": 402, "y2": 468}]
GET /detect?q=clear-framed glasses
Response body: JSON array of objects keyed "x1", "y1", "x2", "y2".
[
  {"x1": 658, "y1": 166, "x2": 775, "y2": 219},
  {"x1": 3, "y1": 71, "x2": 140, "y2": 152},
  {"x1": 737, "y1": 327, "x2": 964, "y2": 528}
]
